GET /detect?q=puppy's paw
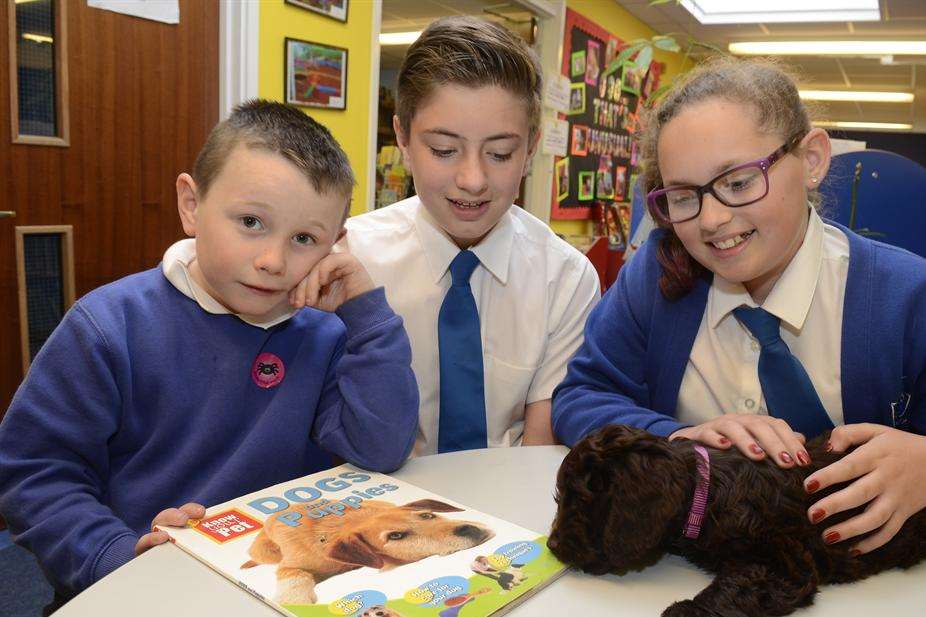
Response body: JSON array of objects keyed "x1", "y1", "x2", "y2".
[
  {"x1": 274, "y1": 578, "x2": 318, "y2": 606},
  {"x1": 662, "y1": 599, "x2": 711, "y2": 617}
]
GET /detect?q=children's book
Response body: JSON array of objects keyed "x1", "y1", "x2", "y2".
[{"x1": 157, "y1": 464, "x2": 566, "y2": 617}]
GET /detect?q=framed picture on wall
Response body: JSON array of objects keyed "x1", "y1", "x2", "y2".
[
  {"x1": 570, "y1": 51, "x2": 586, "y2": 78},
  {"x1": 570, "y1": 124, "x2": 589, "y2": 156},
  {"x1": 578, "y1": 171, "x2": 595, "y2": 201},
  {"x1": 568, "y1": 83, "x2": 586, "y2": 115},
  {"x1": 621, "y1": 61, "x2": 642, "y2": 95},
  {"x1": 285, "y1": 0, "x2": 348, "y2": 22},
  {"x1": 285, "y1": 37, "x2": 348, "y2": 110},
  {"x1": 555, "y1": 157, "x2": 570, "y2": 202}
]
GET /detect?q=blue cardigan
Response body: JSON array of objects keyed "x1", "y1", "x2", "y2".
[
  {"x1": 0, "y1": 269, "x2": 418, "y2": 595},
  {"x1": 553, "y1": 223, "x2": 926, "y2": 446}
]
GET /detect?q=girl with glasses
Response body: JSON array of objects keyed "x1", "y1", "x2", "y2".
[{"x1": 553, "y1": 57, "x2": 926, "y2": 556}]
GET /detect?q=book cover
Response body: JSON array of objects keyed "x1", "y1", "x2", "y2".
[{"x1": 157, "y1": 464, "x2": 566, "y2": 617}]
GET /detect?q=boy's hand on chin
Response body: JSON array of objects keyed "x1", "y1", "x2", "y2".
[{"x1": 290, "y1": 252, "x2": 375, "y2": 313}]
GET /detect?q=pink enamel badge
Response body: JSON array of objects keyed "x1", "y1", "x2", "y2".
[{"x1": 251, "y1": 352, "x2": 285, "y2": 388}]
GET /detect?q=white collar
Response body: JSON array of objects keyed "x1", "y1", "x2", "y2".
[
  {"x1": 161, "y1": 239, "x2": 295, "y2": 329},
  {"x1": 710, "y1": 205, "x2": 823, "y2": 331},
  {"x1": 411, "y1": 196, "x2": 514, "y2": 286}
]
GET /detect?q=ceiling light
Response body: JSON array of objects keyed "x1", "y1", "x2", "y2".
[
  {"x1": 800, "y1": 90, "x2": 914, "y2": 103},
  {"x1": 681, "y1": 0, "x2": 879, "y2": 24},
  {"x1": 379, "y1": 31, "x2": 421, "y2": 46},
  {"x1": 22, "y1": 33, "x2": 53, "y2": 44},
  {"x1": 730, "y1": 41, "x2": 926, "y2": 56},
  {"x1": 813, "y1": 121, "x2": 913, "y2": 130}
]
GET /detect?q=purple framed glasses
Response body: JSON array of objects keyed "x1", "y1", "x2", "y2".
[{"x1": 647, "y1": 133, "x2": 806, "y2": 224}]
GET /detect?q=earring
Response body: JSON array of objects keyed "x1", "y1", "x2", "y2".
[{"x1": 811, "y1": 176, "x2": 818, "y2": 183}]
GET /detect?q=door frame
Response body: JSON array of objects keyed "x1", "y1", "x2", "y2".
[{"x1": 219, "y1": 0, "x2": 260, "y2": 120}]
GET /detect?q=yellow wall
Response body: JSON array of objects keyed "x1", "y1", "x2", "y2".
[
  {"x1": 553, "y1": 0, "x2": 693, "y2": 237},
  {"x1": 259, "y1": 1, "x2": 375, "y2": 216}
]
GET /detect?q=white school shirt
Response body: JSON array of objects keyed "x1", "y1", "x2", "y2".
[
  {"x1": 677, "y1": 208, "x2": 851, "y2": 427},
  {"x1": 343, "y1": 196, "x2": 601, "y2": 456}
]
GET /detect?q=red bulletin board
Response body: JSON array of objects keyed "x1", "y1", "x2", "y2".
[{"x1": 551, "y1": 8, "x2": 662, "y2": 221}]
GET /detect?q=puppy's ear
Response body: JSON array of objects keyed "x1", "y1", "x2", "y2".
[
  {"x1": 402, "y1": 499, "x2": 463, "y2": 513},
  {"x1": 327, "y1": 534, "x2": 385, "y2": 569}
]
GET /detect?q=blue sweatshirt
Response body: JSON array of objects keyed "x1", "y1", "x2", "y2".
[
  {"x1": 0, "y1": 268, "x2": 418, "y2": 595},
  {"x1": 553, "y1": 223, "x2": 926, "y2": 445}
]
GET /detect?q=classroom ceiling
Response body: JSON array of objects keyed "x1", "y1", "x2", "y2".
[
  {"x1": 617, "y1": 0, "x2": 926, "y2": 133},
  {"x1": 379, "y1": 1, "x2": 926, "y2": 133}
]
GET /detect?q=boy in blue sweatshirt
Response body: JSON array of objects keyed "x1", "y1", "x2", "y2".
[{"x1": 0, "y1": 100, "x2": 418, "y2": 605}]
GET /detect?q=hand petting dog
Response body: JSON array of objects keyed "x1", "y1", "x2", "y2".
[
  {"x1": 804, "y1": 423, "x2": 926, "y2": 555},
  {"x1": 670, "y1": 413, "x2": 809, "y2": 468}
]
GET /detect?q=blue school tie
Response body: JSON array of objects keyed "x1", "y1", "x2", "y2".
[
  {"x1": 438, "y1": 250, "x2": 488, "y2": 453},
  {"x1": 733, "y1": 306, "x2": 835, "y2": 439}
]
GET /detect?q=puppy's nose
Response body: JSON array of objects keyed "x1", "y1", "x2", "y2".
[{"x1": 454, "y1": 524, "x2": 489, "y2": 542}]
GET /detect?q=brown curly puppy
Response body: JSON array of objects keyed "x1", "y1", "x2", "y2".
[{"x1": 547, "y1": 424, "x2": 926, "y2": 616}]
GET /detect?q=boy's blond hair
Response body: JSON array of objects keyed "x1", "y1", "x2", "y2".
[
  {"x1": 193, "y1": 100, "x2": 354, "y2": 215},
  {"x1": 396, "y1": 16, "x2": 543, "y2": 140}
]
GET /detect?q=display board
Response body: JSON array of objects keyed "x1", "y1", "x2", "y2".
[{"x1": 551, "y1": 9, "x2": 661, "y2": 223}]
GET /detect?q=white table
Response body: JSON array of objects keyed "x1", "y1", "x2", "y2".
[{"x1": 57, "y1": 446, "x2": 926, "y2": 616}]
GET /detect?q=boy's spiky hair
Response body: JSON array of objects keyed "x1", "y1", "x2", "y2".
[
  {"x1": 192, "y1": 99, "x2": 354, "y2": 205},
  {"x1": 396, "y1": 16, "x2": 542, "y2": 140}
]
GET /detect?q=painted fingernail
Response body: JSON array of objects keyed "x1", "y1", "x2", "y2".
[
  {"x1": 797, "y1": 450, "x2": 810, "y2": 466},
  {"x1": 718, "y1": 437, "x2": 730, "y2": 445},
  {"x1": 824, "y1": 531, "x2": 841, "y2": 544},
  {"x1": 750, "y1": 443, "x2": 765, "y2": 455},
  {"x1": 780, "y1": 451, "x2": 794, "y2": 464},
  {"x1": 825, "y1": 441, "x2": 833, "y2": 452},
  {"x1": 849, "y1": 549, "x2": 861, "y2": 558},
  {"x1": 805, "y1": 479, "x2": 820, "y2": 493},
  {"x1": 810, "y1": 508, "x2": 826, "y2": 523}
]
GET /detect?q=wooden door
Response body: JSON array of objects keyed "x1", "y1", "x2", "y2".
[{"x1": 0, "y1": 0, "x2": 219, "y2": 417}]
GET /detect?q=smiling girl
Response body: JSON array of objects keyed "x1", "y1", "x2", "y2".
[{"x1": 553, "y1": 57, "x2": 926, "y2": 555}]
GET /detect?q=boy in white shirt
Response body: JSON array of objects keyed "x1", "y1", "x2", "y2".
[{"x1": 294, "y1": 17, "x2": 600, "y2": 455}]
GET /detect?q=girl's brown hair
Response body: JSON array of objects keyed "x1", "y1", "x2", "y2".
[
  {"x1": 638, "y1": 56, "x2": 817, "y2": 300},
  {"x1": 396, "y1": 16, "x2": 543, "y2": 141}
]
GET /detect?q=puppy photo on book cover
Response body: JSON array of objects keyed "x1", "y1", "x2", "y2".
[{"x1": 159, "y1": 465, "x2": 564, "y2": 617}]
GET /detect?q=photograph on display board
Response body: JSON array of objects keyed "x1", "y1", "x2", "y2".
[
  {"x1": 614, "y1": 165, "x2": 628, "y2": 201},
  {"x1": 618, "y1": 203, "x2": 632, "y2": 243},
  {"x1": 621, "y1": 61, "x2": 642, "y2": 95},
  {"x1": 578, "y1": 171, "x2": 595, "y2": 201},
  {"x1": 585, "y1": 40, "x2": 601, "y2": 86},
  {"x1": 604, "y1": 204, "x2": 625, "y2": 249},
  {"x1": 555, "y1": 158, "x2": 570, "y2": 202},
  {"x1": 570, "y1": 124, "x2": 589, "y2": 156},
  {"x1": 568, "y1": 83, "x2": 586, "y2": 115},
  {"x1": 570, "y1": 50, "x2": 586, "y2": 78},
  {"x1": 604, "y1": 38, "x2": 619, "y2": 68},
  {"x1": 596, "y1": 170, "x2": 615, "y2": 200},
  {"x1": 641, "y1": 68, "x2": 658, "y2": 100}
]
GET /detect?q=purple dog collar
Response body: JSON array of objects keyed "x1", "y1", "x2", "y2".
[{"x1": 683, "y1": 444, "x2": 711, "y2": 539}]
